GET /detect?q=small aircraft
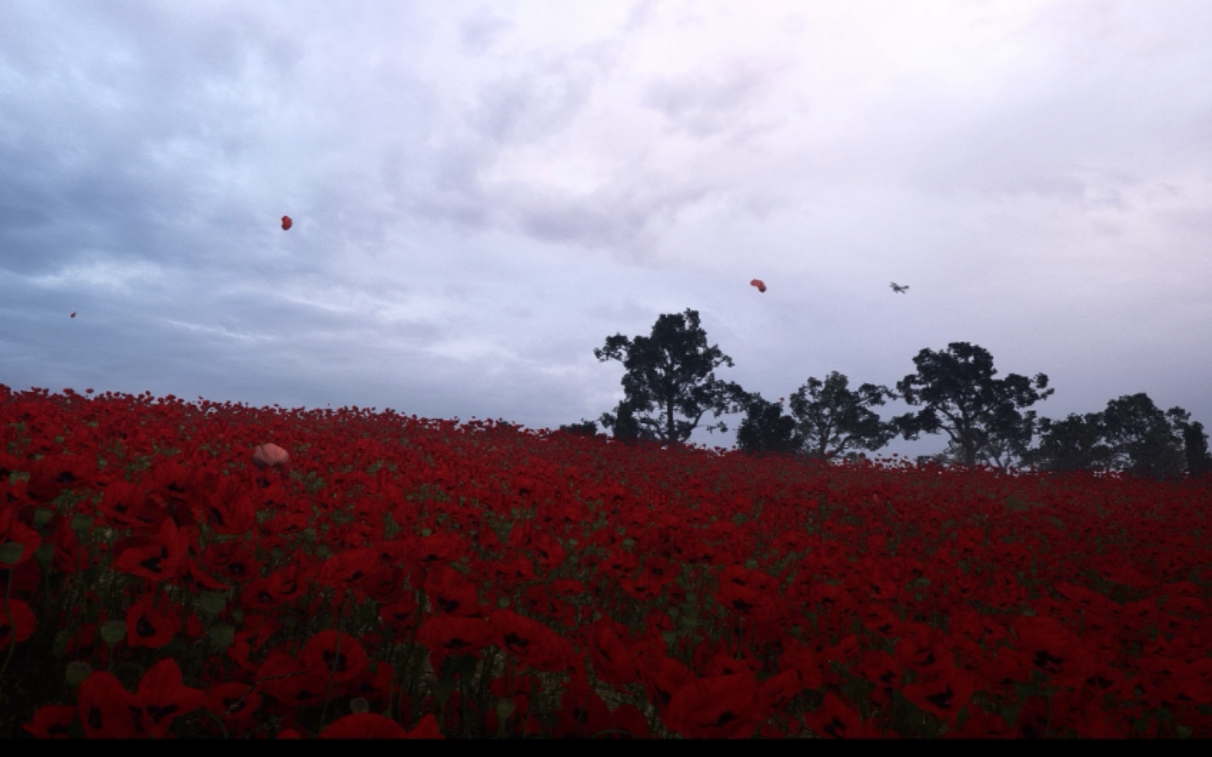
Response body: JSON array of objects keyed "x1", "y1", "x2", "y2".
[{"x1": 890, "y1": 282, "x2": 909, "y2": 294}]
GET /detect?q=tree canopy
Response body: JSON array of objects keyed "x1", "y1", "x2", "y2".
[
  {"x1": 1099, "y1": 393, "x2": 1189, "y2": 482},
  {"x1": 1025, "y1": 394, "x2": 1197, "y2": 482},
  {"x1": 1022, "y1": 412, "x2": 1113, "y2": 475},
  {"x1": 735, "y1": 395, "x2": 804, "y2": 458},
  {"x1": 893, "y1": 342, "x2": 1053, "y2": 468},
  {"x1": 735, "y1": 372, "x2": 899, "y2": 463},
  {"x1": 594, "y1": 309, "x2": 749, "y2": 447}
]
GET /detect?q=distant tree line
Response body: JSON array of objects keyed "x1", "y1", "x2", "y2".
[{"x1": 557, "y1": 308, "x2": 1212, "y2": 484}]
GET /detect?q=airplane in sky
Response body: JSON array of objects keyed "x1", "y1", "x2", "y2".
[{"x1": 890, "y1": 282, "x2": 909, "y2": 294}]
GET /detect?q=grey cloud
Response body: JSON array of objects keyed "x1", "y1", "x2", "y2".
[
  {"x1": 642, "y1": 60, "x2": 782, "y2": 139},
  {"x1": 460, "y1": 9, "x2": 512, "y2": 54}
]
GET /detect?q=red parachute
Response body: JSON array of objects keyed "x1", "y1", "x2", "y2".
[
  {"x1": 750, "y1": 279, "x2": 767, "y2": 293},
  {"x1": 70, "y1": 312, "x2": 76, "y2": 318},
  {"x1": 281, "y1": 216, "x2": 292, "y2": 231}
]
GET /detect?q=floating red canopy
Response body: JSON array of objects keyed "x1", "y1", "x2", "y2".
[
  {"x1": 281, "y1": 216, "x2": 292, "y2": 231},
  {"x1": 70, "y1": 312, "x2": 76, "y2": 318},
  {"x1": 750, "y1": 279, "x2": 766, "y2": 293}
]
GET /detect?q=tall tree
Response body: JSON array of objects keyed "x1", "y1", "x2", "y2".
[
  {"x1": 595, "y1": 309, "x2": 749, "y2": 446},
  {"x1": 786, "y1": 371, "x2": 900, "y2": 462},
  {"x1": 1099, "y1": 393, "x2": 1188, "y2": 482},
  {"x1": 735, "y1": 395, "x2": 805, "y2": 458},
  {"x1": 893, "y1": 342, "x2": 1054, "y2": 468}
]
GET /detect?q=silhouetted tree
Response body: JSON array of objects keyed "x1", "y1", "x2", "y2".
[
  {"x1": 736, "y1": 395, "x2": 804, "y2": 457},
  {"x1": 599, "y1": 398, "x2": 659, "y2": 446},
  {"x1": 1099, "y1": 393, "x2": 1188, "y2": 482},
  {"x1": 595, "y1": 309, "x2": 749, "y2": 446},
  {"x1": 893, "y1": 342, "x2": 1053, "y2": 468},
  {"x1": 1181, "y1": 420, "x2": 1212, "y2": 482},
  {"x1": 1022, "y1": 412, "x2": 1113, "y2": 474},
  {"x1": 785, "y1": 371, "x2": 900, "y2": 462},
  {"x1": 557, "y1": 419, "x2": 605, "y2": 440}
]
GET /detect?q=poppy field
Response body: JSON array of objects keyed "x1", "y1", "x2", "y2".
[{"x1": 2, "y1": 384, "x2": 1211, "y2": 739}]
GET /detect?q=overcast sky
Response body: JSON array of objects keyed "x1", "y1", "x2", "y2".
[{"x1": 3, "y1": 0, "x2": 1210, "y2": 463}]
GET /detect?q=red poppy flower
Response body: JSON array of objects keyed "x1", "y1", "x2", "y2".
[
  {"x1": 1012, "y1": 615, "x2": 1099, "y2": 688},
  {"x1": 637, "y1": 650, "x2": 694, "y2": 714},
  {"x1": 240, "y1": 577, "x2": 282, "y2": 611},
  {"x1": 112, "y1": 516, "x2": 189, "y2": 582},
  {"x1": 405, "y1": 531, "x2": 470, "y2": 570},
  {"x1": 207, "y1": 683, "x2": 262, "y2": 738},
  {"x1": 406, "y1": 714, "x2": 442, "y2": 738},
  {"x1": 256, "y1": 653, "x2": 330, "y2": 709},
  {"x1": 803, "y1": 692, "x2": 888, "y2": 738},
  {"x1": 174, "y1": 557, "x2": 230, "y2": 593},
  {"x1": 589, "y1": 617, "x2": 644, "y2": 687},
  {"x1": 357, "y1": 565, "x2": 404, "y2": 603},
  {"x1": 300, "y1": 630, "x2": 369, "y2": 689},
  {"x1": 900, "y1": 665, "x2": 978, "y2": 728},
  {"x1": 132, "y1": 658, "x2": 208, "y2": 739},
  {"x1": 0, "y1": 599, "x2": 36, "y2": 650},
  {"x1": 52, "y1": 515, "x2": 95, "y2": 575},
  {"x1": 778, "y1": 635, "x2": 825, "y2": 690},
  {"x1": 346, "y1": 661, "x2": 396, "y2": 705},
  {"x1": 77, "y1": 671, "x2": 138, "y2": 739},
  {"x1": 24, "y1": 705, "x2": 76, "y2": 739},
  {"x1": 199, "y1": 475, "x2": 257, "y2": 535},
  {"x1": 416, "y1": 614, "x2": 492, "y2": 672},
  {"x1": 378, "y1": 593, "x2": 422, "y2": 637},
  {"x1": 526, "y1": 529, "x2": 565, "y2": 572},
  {"x1": 318, "y1": 547, "x2": 379, "y2": 589},
  {"x1": 490, "y1": 609, "x2": 577, "y2": 673},
  {"x1": 425, "y1": 564, "x2": 484, "y2": 617},
  {"x1": 266, "y1": 562, "x2": 316, "y2": 603},
  {"x1": 0, "y1": 506, "x2": 42, "y2": 568},
  {"x1": 945, "y1": 707, "x2": 1012, "y2": 738},
  {"x1": 551, "y1": 670, "x2": 616, "y2": 738},
  {"x1": 321, "y1": 713, "x2": 406, "y2": 738},
  {"x1": 663, "y1": 671, "x2": 759, "y2": 738},
  {"x1": 125, "y1": 592, "x2": 182, "y2": 649}
]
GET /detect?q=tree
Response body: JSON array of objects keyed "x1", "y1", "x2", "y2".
[
  {"x1": 785, "y1": 371, "x2": 900, "y2": 462},
  {"x1": 594, "y1": 309, "x2": 750, "y2": 446},
  {"x1": 1022, "y1": 412, "x2": 1113, "y2": 475},
  {"x1": 1099, "y1": 393, "x2": 1188, "y2": 482},
  {"x1": 557, "y1": 419, "x2": 605, "y2": 440},
  {"x1": 893, "y1": 342, "x2": 1054, "y2": 468},
  {"x1": 1180, "y1": 420, "x2": 1212, "y2": 482},
  {"x1": 599, "y1": 398, "x2": 659, "y2": 446},
  {"x1": 735, "y1": 395, "x2": 804, "y2": 458}
]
